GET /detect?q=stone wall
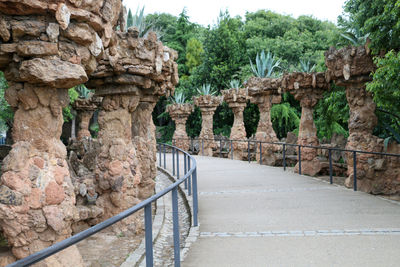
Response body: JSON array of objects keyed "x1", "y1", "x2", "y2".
[
  {"x1": 0, "y1": 0, "x2": 124, "y2": 263},
  {"x1": 0, "y1": 0, "x2": 179, "y2": 264}
]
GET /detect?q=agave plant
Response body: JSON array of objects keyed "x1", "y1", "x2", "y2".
[
  {"x1": 228, "y1": 79, "x2": 241, "y2": 91},
  {"x1": 299, "y1": 59, "x2": 316, "y2": 73},
  {"x1": 250, "y1": 50, "x2": 281, "y2": 78},
  {"x1": 197, "y1": 84, "x2": 217, "y2": 96},
  {"x1": 170, "y1": 91, "x2": 187, "y2": 104},
  {"x1": 75, "y1": 84, "x2": 92, "y2": 99},
  {"x1": 339, "y1": 30, "x2": 370, "y2": 46},
  {"x1": 127, "y1": 6, "x2": 163, "y2": 38}
]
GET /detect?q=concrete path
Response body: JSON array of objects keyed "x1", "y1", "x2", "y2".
[{"x1": 181, "y1": 156, "x2": 400, "y2": 267}]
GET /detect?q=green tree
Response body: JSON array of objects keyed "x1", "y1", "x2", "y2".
[
  {"x1": 340, "y1": 0, "x2": 400, "y2": 142},
  {"x1": 194, "y1": 11, "x2": 247, "y2": 91},
  {"x1": 185, "y1": 38, "x2": 204, "y2": 73}
]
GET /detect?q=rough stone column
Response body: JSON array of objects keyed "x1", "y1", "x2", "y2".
[
  {"x1": 73, "y1": 97, "x2": 102, "y2": 140},
  {"x1": 0, "y1": 1, "x2": 123, "y2": 263},
  {"x1": 132, "y1": 96, "x2": 158, "y2": 200},
  {"x1": 89, "y1": 29, "x2": 179, "y2": 202},
  {"x1": 325, "y1": 46, "x2": 400, "y2": 194},
  {"x1": 282, "y1": 72, "x2": 328, "y2": 176},
  {"x1": 90, "y1": 91, "x2": 142, "y2": 231},
  {"x1": 222, "y1": 88, "x2": 248, "y2": 160},
  {"x1": 193, "y1": 95, "x2": 223, "y2": 157},
  {"x1": 167, "y1": 103, "x2": 194, "y2": 151},
  {"x1": 246, "y1": 77, "x2": 282, "y2": 165}
]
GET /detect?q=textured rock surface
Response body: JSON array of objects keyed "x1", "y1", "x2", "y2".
[
  {"x1": 132, "y1": 99, "x2": 158, "y2": 200},
  {"x1": 246, "y1": 77, "x2": 282, "y2": 165},
  {"x1": 0, "y1": 84, "x2": 79, "y2": 261},
  {"x1": 167, "y1": 103, "x2": 194, "y2": 151},
  {"x1": 193, "y1": 95, "x2": 223, "y2": 157},
  {"x1": 222, "y1": 88, "x2": 248, "y2": 160},
  {"x1": 87, "y1": 28, "x2": 178, "y2": 205},
  {"x1": 0, "y1": 0, "x2": 124, "y2": 263},
  {"x1": 282, "y1": 72, "x2": 329, "y2": 176},
  {"x1": 93, "y1": 93, "x2": 142, "y2": 231},
  {"x1": 325, "y1": 46, "x2": 400, "y2": 195}
]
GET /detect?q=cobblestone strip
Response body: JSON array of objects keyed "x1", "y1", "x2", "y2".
[
  {"x1": 199, "y1": 186, "x2": 334, "y2": 196},
  {"x1": 199, "y1": 229, "x2": 400, "y2": 238},
  {"x1": 121, "y1": 172, "x2": 166, "y2": 267},
  {"x1": 157, "y1": 166, "x2": 200, "y2": 263}
]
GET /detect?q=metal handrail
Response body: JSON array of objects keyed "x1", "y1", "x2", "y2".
[
  {"x1": 174, "y1": 137, "x2": 400, "y2": 192},
  {"x1": 8, "y1": 143, "x2": 198, "y2": 267}
]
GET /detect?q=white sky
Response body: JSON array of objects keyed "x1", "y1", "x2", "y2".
[{"x1": 124, "y1": 0, "x2": 347, "y2": 26}]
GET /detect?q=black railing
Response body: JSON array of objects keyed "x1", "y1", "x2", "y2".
[
  {"x1": 174, "y1": 137, "x2": 400, "y2": 192},
  {"x1": 9, "y1": 143, "x2": 198, "y2": 267}
]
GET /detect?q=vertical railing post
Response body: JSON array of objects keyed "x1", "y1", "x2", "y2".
[
  {"x1": 158, "y1": 143, "x2": 161, "y2": 167},
  {"x1": 144, "y1": 204, "x2": 154, "y2": 267},
  {"x1": 184, "y1": 154, "x2": 188, "y2": 189},
  {"x1": 248, "y1": 140, "x2": 251, "y2": 163},
  {"x1": 192, "y1": 168, "x2": 199, "y2": 227},
  {"x1": 353, "y1": 151, "x2": 357, "y2": 191},
  {"x1": 230, "y1": 140, "x2": 233, "y2": 160},
  {"x1": 298, "y1": 145, "x2": 302, "y2": 175},
  {"x1": 163, "y1": 144, "x2": 166, "y2": 169},
  {"x1": 172, "y1": 147, "x2": 175, "y2": 176},
  {"x1": 283, "y1": 144, "x2": 286, "y2": 171},
  {"x1": 219, "y1": 139, "x2": 222, "y2": 158},
  {"x1": 259, "y1": 141, "x2": 262, "y2": 165},
  {"x1": 329, "y1": 149, "x2": 333, "y2": 184},
  {"x1": 172, "y1": 188, "x2": 181, "y2": 266},
  {"x1": 176, "y1": 149, "x2": 180, "y2": 179},
  {"x1": 188, "y1": 158, "x2": 192, "y2": 196}
]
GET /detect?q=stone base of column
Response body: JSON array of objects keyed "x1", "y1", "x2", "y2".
[
  {"x1": 344, "y1": 133, "x2": 400, "y2": 195},
  {"x1": 256, "y1": 132, "x2": 281, "y2": 166}
]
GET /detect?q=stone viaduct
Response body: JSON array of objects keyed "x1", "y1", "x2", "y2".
[{"x1": 0, "y1": 0, "x2": 399, "y2": 265}]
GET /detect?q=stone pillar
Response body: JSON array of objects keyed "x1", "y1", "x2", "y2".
[
  {"x1": 282, "y1": 72, "x2": 328, "y2": 176},
  {"x1": 1, "y1": 83, "x2": 82, "y2": 261},
  {"x1": 193, "y1": 95, "x2": 223, "y2": 157},
  {"x1": 132, "y1": 96, "x2": 158, "y2": 200},
  {"x1": 166, "y1": 103, "x2": 194, "y2": 151},
  {"x1": 246, "y1": 77, "x2": 282, "y2": 165},
  {"x1": 73, "y1": 97, "x2": 102, "y2": 140},
  {"x1": 91, "y1": 92, "x2": 142, "y2": 231},
  {"x1": 0, "y1": 0, "x2": 123, "y2": 263},
  {"x1": 222, "y1": 89, "x2": 248, "y2": 160},
  {"x1": 88, "y1": 28, "x2": 179, "y2": 203},
  {"x1": 325, "y1": 46, "x2": 395, "y2": 193}
]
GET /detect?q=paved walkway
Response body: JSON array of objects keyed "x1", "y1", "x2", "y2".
[{"x1": 182, "y1": 156, "x2": 400, "y2": 267}]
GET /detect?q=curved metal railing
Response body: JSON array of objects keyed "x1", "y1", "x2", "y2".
[
  {"x1": 174, "y1": 137, "x2": 400, "y2": 191},
  {"x1": 8, "y1": 143, "x2": 197, "y2": 267}
]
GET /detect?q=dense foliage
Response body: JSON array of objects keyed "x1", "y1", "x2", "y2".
[
  {"x1": 152, "y1": 9, "x2": 347, "y2": 141},
  {"x1": 1, "y1": 4, "x2": 397, "y2": 145},
  {"x1": 340, "y1": 0, "x2": 400, "y2": 142},
  {"x1": 0, "y1": 72, "x2": 12, "y2": 134}
]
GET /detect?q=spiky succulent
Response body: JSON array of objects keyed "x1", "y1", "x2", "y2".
[
  {"x1": 197, "y1": 84, "x2": 217, "y2": 96},
  {"x1": 250, "y1": 51, "x2": 281, "y2": 78},
  {"x1": 170, "y1": 91, "x2": 187, "y2": 104},
  {"x1": 299, "y1": 59, "x2": 316, "y2": 73}
]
